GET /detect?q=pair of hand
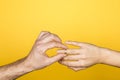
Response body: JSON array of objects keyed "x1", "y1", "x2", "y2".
[
  {"x1": 0, "y1": 31, "x2": 119, "y2": 80},
  {"x1": 25, "y1": 31, "x2": 108, "y2": 71}
]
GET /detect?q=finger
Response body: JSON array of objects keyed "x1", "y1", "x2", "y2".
[
  {"x1": 65, "y1": 41, "x2": 80, "y2": 46},
  {"x1": 59, "y1": 61, "x2": 80, "y2": 67},
  {"x1": 63, "y1": 54, "x2": 87, "y2": 61},
  {"x1": 69, "y1": 67, "x2": 85, "y2": 71},
  {"x1": 38, "y1": 31, "x2": 50, "y2": 39},
  {"x1": 40, "y1": 34, "x2": 62, "y2": 43},
  {"x1": 57, "y1": 49, "x2": 80, "y2": 55},
  {"x1": 48, "y1": 53, "x2": 67, "y2": 64},
  {"x1": 63, "y1": 55, "x2": 80, "y2": 61},
  {"x1": 66, "y1": 41, "x2": 87, "y2": 48},
  {"x1": 44, "y1": 41, "x2": 67, "y2": 51},
  {"x1": 35, "y1": 32, "x2": 51, "y2": 44},
  {"x1": 51, "y1": 34, "x2": 62, "y2": 42}
]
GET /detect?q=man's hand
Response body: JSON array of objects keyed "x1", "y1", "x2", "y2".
[
  {"x1": 0, "y1": 31, "x2": 67, "y2": 80},
  {"x1": 58, "y1": 41, "x2": 110, "y2": 71},
  {"x1": 25, "y1": 31, "x2": 67, "y2": 70}
]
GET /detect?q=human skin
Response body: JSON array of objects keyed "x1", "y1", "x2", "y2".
[
  {"x1": 58, "y1": 41, "x2": 120, "y2": 71},
  {"x1": 0, "y1": 31, "x2": 67, "y2": 80}
]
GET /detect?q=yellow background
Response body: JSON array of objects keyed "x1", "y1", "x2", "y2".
[{"x1": 0, "y1": 0, "x2": 120, "y2": 80}]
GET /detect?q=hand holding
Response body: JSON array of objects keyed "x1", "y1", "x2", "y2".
[
  {"x1": 24, "y1": 31, "x2": 67, "y2": 70},
  {"x1": 58, "y1": 41, "x2": 109, "y2": 71}
]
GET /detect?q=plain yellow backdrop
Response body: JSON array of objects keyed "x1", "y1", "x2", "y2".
[{"x1": 0, "y1": 0, "x2": 120, "y2": 80}]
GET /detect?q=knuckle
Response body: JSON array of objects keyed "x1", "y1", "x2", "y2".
[
  {"x1": 35, "y1": 44, "x2": 44, "y2": 51},
  {"x1": 35, "y1": 41, "x2": 42, "y2": 45},
  {"x1": 36, "y1": 45, "x2": 41, "y2": 49},
  {"x1": 50, "y1": 34, "x2": 55, "y2": 39},
  {"x1": 51, "y1": 34, "x2": 61, "y2": 41}
]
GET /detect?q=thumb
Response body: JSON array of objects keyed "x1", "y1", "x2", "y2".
[{"x1": 49, "y1": 53, "x2": 66, "y2": 64}]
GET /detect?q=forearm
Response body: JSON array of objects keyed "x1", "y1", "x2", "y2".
[
  {"x1": 101, "y1": 48, "x2": 120, "y2": 67},
  {"x1": 0, "y1": 57, "x2": 33, "y2": 80}
]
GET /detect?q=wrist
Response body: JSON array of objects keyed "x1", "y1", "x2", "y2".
[
  {"x1": 14, "y1": 58, "x2": 34, "y2": 75},
  {"x1": 0, "y1": 57, "x2": 34, "y2": 80},
  {"x1": 22, "y1": 57, "x2": 36, "y2": 72},
  {"x1": 98, "y1": 48, "x2": 112, "y2": 64}
]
